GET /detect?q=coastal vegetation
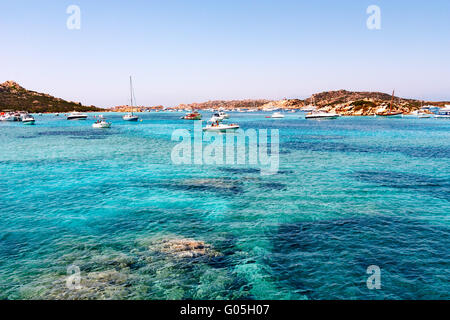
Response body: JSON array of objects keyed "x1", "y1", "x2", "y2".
[{"x1": 0, "y1": 81, "x2": 102, "y2": 113}]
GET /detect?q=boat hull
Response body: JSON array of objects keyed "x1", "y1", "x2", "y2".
[
  {"x1": 67, "y1": 116, "x2": 88, "y2": 120},
  {"x1": 123, "y1": 116, "x2": 139, "y2": 121},
  {"x1": 203, "y1": 125, "x2": 239, "y2": 132},
  {"x1": 376, "y1": 112, "x2": 403, "y2": 118},
  {"x1": 182, "y1": 116, "x2": 202, "y2": 120},
  {"x1": 92, "y1": 123, "x2": 111, "y2": 128},
  {"x1": 305, "y1": 115, "x2": 339, "y2": 120}
]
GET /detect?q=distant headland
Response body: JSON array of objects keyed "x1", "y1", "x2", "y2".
[{"x1": 0, "y1": 81, "x2": 102, "y2": 113}]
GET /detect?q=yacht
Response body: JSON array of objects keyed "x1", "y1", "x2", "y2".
[
  {"x1": 435, "y1": 106, "x2": 450, "y2": 119},
  {"x1": 271, "y1": 112, "x2": 285, "y2": 118},
  {"x1": 1, "y1": 113, "x2": 19, "y2": 121},
  {"x1": 218, "y1": 111, "x2": 229, "y2": 119},
  {"x1": 181, "y1": 111, "x2": 202, "y2": 120},
  {"x1": 305, "y1": 111, "x2": 340, "y2": 120},
  {"x1": 21, "y1": 114, "x2": 35, "y2": 125},
  {"x1": 376, "y1": 90, "x2": 403, "y2": 117},
  {"x1": 123, "y1": 76, "x2": 139, "y2": 122},
  {"x1": 203, "y1": 123, "x2": 240, "y2": 132},
  {"x1": 209, "y1": 114, "x2": 224, "y2": 123},
  {"x1": 67, "y1": 111, "x2": 88, "y2": 120},
  {"x1": 92, "y1": 120, "x2": 112, "y2": 128}
]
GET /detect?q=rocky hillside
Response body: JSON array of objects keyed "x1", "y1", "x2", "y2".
[
  {"x1": 173, "y1": 90, "x2": 447, "y2": 116},
  {"x1": 0, "y1": 81, "x2": 101, "y2": 113}
]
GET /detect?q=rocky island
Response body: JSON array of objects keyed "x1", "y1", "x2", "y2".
[{"x1": 169, "y1": 90, "x2": 449, "y2": 116}]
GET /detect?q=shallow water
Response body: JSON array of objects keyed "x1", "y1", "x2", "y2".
[{"x1": 0, "y1": 112, "x2": 449, "y2": 300}]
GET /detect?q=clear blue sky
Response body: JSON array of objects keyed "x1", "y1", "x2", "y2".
[{"x1": 1, "y1": 0, "x2": 449, "y2": 107}]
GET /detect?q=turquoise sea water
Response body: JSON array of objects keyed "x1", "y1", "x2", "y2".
[{"x1": 0, "y1": 112, "x2": 449, "y2": 300}]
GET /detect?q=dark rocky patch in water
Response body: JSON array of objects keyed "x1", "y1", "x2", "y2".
[
  {"x1": 218, "y1": 167, "x2": 294, "y2": 176},
  {"x1": 148, "y1": 178, "x2": 244, "y2": 196},
  {"x1": 34, "y1": 130, "x2": 113, "y2": 140},
  {"x1": 350, "y1": 170, "x2": 450, "y2": 202},
  {"x1": 267, "y1": 216, "x2": 450, "y2": 299},
  {"x1": 218, "y1": 167, "x2": 261, "y2": 175},
  {"x1": 258, "y1": 182, "x2": 287, "y2": 191}
]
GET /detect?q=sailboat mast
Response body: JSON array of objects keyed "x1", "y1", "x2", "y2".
[
  {"x1": 130, "y1": 76, "x2": 134, "y2": 115},
  {"x1": 390, "y1": 90, "x2": 395, "y2": 113}
]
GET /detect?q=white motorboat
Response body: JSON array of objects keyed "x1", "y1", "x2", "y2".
[
  {"x1": 123, "y1": 76, "x2": 140, "y2": 122},
  {"x1": 435, "y1": 106, "x2": 450, "y2": 119},
  {"x1": 67, "y1": 111, "x2": 88, "y2": 120},
  {"x1": 271, "y1": 112, "x2": 284, "y2": 118},
  {"x1": 305, "y1": 111, "x2": 340, "y2": 120},
  {"x1": 203, "y1": 123, "x2": 240, "y2": 132},
  {"x1": 209, "y1": 115, "x2": 224, "y2": 123},
  {"x1": 1, "y1": 113, "x2": 19, "y2": 121},
  {"x1": 218, "y1": 111, "x2": 229, "y2": 119},
  {"x1": 21, "y1": 114, "x2": 35, "y2": 125},
  {"x1": 92, "y1": 120, "x2": 111, "y2": 128}
]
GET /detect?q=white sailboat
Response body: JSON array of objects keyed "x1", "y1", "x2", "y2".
[
  {"x1": 304, "y1": 96, "x2": 340, "y2": 119},
  {"x1": 123, "y1": 76, "x2": 139, "y2": 121}
]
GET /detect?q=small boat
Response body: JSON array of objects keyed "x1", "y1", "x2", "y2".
[
  {"x1": 209, "y1": 115, "x2": 224, "y2": 123},
  {"x1": 435, "y1": 106, "x2": 450, "y2": 119},
  {"x1": 271, "y1": 112, "x2": 285, "y2": 118},
  {"x1": 181, "y1": 111, "x2": 202, "y2": 120},
  {"x1": 123, "y1": 113, "x2": 139, "y2": 121},
  {"x1": 376, "y1": 90, "x2": 403, "y2": 117},
  {"x1": 67, "y1": 111, "x2": 88, "y2": 120},
  {"x1": 305, "y1": 111, "x2": 340, "y2": 120},
  {"x1": 92, "y1": 120, "x2": 111, "y2": 128},
  {"x1": 203, "y1": 123, "x2": 240, "y2": 132},
  {"x1": 21, "y1": 114, "x2": 35, "y2": 125},
  {"x1": 123, "y1": 76, "x2": 140, "y2": 122},
  {"x1": 1, "y1": 113, "x2": 19, "y2": 121},
  {"x1": 218, "y1": 111, "x2": 229, "y2": 119}
]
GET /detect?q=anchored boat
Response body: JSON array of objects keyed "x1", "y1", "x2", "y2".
[
  {"x1": 305, "y1": 111, "x2": 340, "y2": 120},
  {"x1": 21, "y1": 114, "x2": 35, "y2": 125},
  {"x1": 92, "y1": 120, "x2": 112, "y2": 128},
  {"x1": 181, "y1": 111, "x2": 202, "y2": 120},
  {"x1": 376, "y1": 90, "x2": 403, "y2": 117},
  {"x1": 203, "y1": 123, "x2": 240, "y2": 132},
  {"x1": 435, "y1": 106, "x2": 450, "y2": 119},
  {"x1": 123, "y1": 76, "x2": 139, "y2": 122},
  {"x1": 67, "y1": 111, "x2": 88, "y2": 120},
  {"x1": 271, "y1": 112, "x2": 285, "y2": 118}
]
